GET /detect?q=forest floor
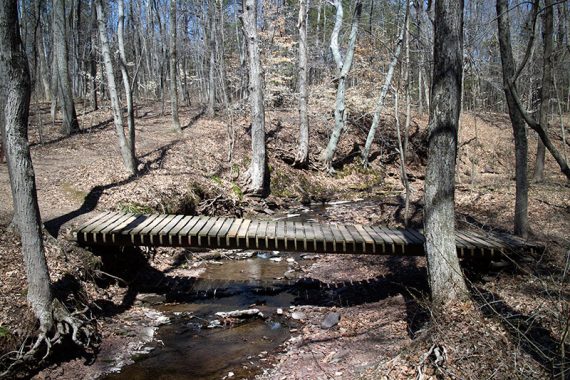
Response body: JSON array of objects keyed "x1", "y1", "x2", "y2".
[{"x1": 0, "y1": 98, "x2": 569, "y2": 379}]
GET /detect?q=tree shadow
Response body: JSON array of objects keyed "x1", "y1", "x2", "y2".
[
  {"x1": 44, "y1": 142, "x2": 176, "y2": 238},
  {"x1": 471, "y1": 286, "x2": 569, "y2": 378},
  {"x1": 182, "y1": 108, "x2": 205, "y2": 130},
  {"x1": 29, "y1": 117, "x2": 114, "y2": 148}
]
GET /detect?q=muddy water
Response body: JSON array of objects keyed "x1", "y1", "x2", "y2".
[{"x1": 103, "y1": 200, "x2": 376, "y2": 380}]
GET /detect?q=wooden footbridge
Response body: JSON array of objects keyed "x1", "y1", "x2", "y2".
[{"x1": 75, "y1": 211, "x2": 542, "y2": 258}]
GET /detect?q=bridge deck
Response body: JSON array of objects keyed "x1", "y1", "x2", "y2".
[{"x1": 75, "y1": 212, "x2": 541, "y2": 257}]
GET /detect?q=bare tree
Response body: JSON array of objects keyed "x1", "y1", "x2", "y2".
[
  {"x1": 424, "y1": 0, "x2": 468, "y2": 306},
  {"x1": 241, "y1": 0, "x2": 269, "y2": 196},
  {"x1": 118, "y1": 0, "x2": 137, "y2": 163},
  {"x1": 0, "y1": 1, "x2": 95, "y2": 366},
  {"x1": 52, "y1": 0, "x2": 79, "y2": 135},
  {"x1": 321, "y1": 0, "x2": 362, "y2": 174},
  {"x1": 207, "y1": 0, "x2": 217, "y2": 117},
  {"x1": 533, "y1": 0, "x2": 554, "y2": 182},
  {"x1": 361, "y1": 3, "x2": 409, "y2": 167},
  {"x1": 497, "y1": 0, "x2": 570, "y2": 182},
  {"x1": 95, "y1": 0, "x2": 137, "y2": 176},
  {"x1": 294, "y1": 0, "x2": 310, "y2": 168},
  {"x1": 169, "y1": 0, "x2": 182, "y2": 131}
]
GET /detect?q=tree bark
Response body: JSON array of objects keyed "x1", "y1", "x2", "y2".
[
  {"x1": 169, "y1": 0, "x2": 182, "y2": 131},
  {"x1": 118, "y1": 0, "x2": 137, "y2": 161},
  {"x1": 89, "y1": 0, "x2": 98, "y2": 111},
  {"x1": 208, "y1": 0, "x2": 217, "y2": 117},
  {"x1": 52, "y1": 0, "x2": 79, "y2": 135},
  {"x1": 533, "y1": 0, "x2": 553, "y2": 182},
  {"x1": 242, "y1": 0, "x2": 269, "y2": 196},
  {"x1": 294, "y1": 0, "x2": 309, "y2": 168},
  {"x1": 423, "y1": 0, "x2": 468, "y2": 306},
  {"x1": 95, "y1": 0, "x2": 137, "y2": 176},
  {"x1": 322, "y1": 0, "x2": 362, "y2": 174},
  {"x1": 361, "y1": 4, "x2": 408, "y2": 167},
  {"x1": 0, "y1": 0, "x2": 54, "y2": 333}
]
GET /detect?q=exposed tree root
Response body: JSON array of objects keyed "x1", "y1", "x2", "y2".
[{"x1": 0, "y1": 299, "x2": 99, "y2": 379}]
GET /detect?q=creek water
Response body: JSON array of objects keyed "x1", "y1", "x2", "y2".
[{"x1": 102, "y1": 200, "x2": 378, "y2": 380}]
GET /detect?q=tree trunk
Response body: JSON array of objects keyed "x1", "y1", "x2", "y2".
[
  {"x1": 322, "y1": 0, "x2": 362, "y2": 174},
  {"x1": 533, "y1": 0, "x2": 553, "y2": 182},
  {"x1": 294, "y1": 0, "x2": 309, "y2": 168},
  {"x1": 95, "y1": 0, "x2": 137, "y2": 176},
  {"x1": 496, "y1": 0, "x2": 529, "y2": 238},
  {"x1": 0, "y1": 0, "x2": 54, "y2": 334},
  {"x1": 89, "y1": 0, "x2": 98, "y2": 111},
  {"x1": 169, "y1": 0, "x2": 182, "y2": 131},
  {"x1": 207, "y1": 0, "x2": 216, "y2": 117},
  {"x1": 242, "y1": 0, "x2": 269, "y2": 196},
  {"x1": 118, "y1": 0, "x2": 137, "y2": 161},
  {"x1": 423, "y1": 0, "x2": 468, "y2": 307},
  {"x1": 361, "y1": 4, "x2": 408, "y2": 166},
  {"x1": 53, "y1": 0, "x2": 79, "y2": 135}
]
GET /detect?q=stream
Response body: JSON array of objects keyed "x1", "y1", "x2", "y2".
[{"x1": 101, "y1": 199, "x2": 382, "y2": 380}]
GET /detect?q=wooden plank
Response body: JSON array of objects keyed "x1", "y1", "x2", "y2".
[
  {"x1": 284, "y1": 221, "x2": 297, "y2": 250},
  {"x1": 207, "y1": 217, "x2": 228, "y2": 246},
  {"x1": 186, "y1": 216, "x2": 210, "y2": 245},
  {"x1": 138, "y1": 214, "x2": 170, "y2": 245},
  {"x1": 125, "y1": 214, "x2": 160, "y2": 244},
  {"x1": 104, "y1": 214, "x2": 140, "y2": 243},
  {"x1": 337, "y1": 224, "x2": 355, "y2": 253},
  {"x1": 294, "y1": 222, "x2": 307, "y2": 251},
  {"x1": 406, "y1": 228, "x2": 426, "y2": 244},
  {"x1": 245, "y1": 220, "x2": 260, "y2": 249},
  {"x1": 453, "y1": 232, "x2": 476, "y2": 257},
  {"x1": 363, "y1": 226, "x2": 385, "y2": 254},
  {"x1": 312, "y1": 223, "x2": 328, "y2": 252},
  {"x1": 89, "y1": 213, "x2": 125, "y2": 243},
  {"x1": 76, "y1": 211, "x2": 112, "y2": 233},
  {"x1": 197, "y1": 217, "x2": 219, "y2": 246},
  {"x1": 345, "y1": 224, "x2": 367, "y2": 254},
  {"x1": 457, "y1": 230, "x2": 494, "y2": 256},
  {"x1": 264, "y1": 221, "x2": 277, "y2": 250},
  {"x1": 235, "y1": 219, "x2": 252, "y2": 248},
  {"x1": 95, "y1": 213, "x2": 133, "y2": 243},
  {"x1": 379, "y1": 226, "x2": 406, "y2": 255},
  {"x1": 354, "y1": 224, "x2": 376, "y2": 254},
  {"x1": 81, "y1": 211, "x2": 120, "y2": 236},
  {"x1": 275, "y1": 221, "x2": 286, "y2": 250},
  {"x1": 176, "y1": 216, "x2": 202, "y2": 245},
  {"x1": 371, "y1": 226, "x2": 395, "y2": 254},
  {"x1": 329, "y1": 224, "x2": 345, "y2": 253},
  {"x1": 157, "y1": 214, "x2": 185, "y2": 245},
  {"x1": 255, "y1": 220, "x2": 269, "y2": 249},
  {"x1": 164, "y1": 215, "x2": 194, "y2": 245},
  {"x1": 303, "y1": 222, "x2": 316, "y2": 252},
  {"x1": 225, "y1": 219, "x2": 244, "y2": 247},
  {"x1": 216, "y1": 218, "x2": 235, "y2": 247},
  {"x1": 147, "y1": 215, "x2": 177, "y2": 244}
]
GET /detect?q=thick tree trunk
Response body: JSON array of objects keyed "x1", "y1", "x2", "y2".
[
  {"x1": 169, "y1": 0, "x2": 182, "y2": 131},
  {"x1": 322, "y1": 0, "x2": 362, "y2": 174},
  {"x1": 0, "y1": 0, "x2": 54, "y2": 333},
  {"x1": 53, "y1": 0, "x2": 79, "y2": 135},
  {"x1": 361, "y1": 4, "x2": 408, "y2": 167},
  {"x1": 294, "y1": 0, "x2": 309, "y2": 168},
  {"x1": 423, "y1": 0, "x2": 468, "y2": 306},
  {"x1": 95, "y1": 0, "x2": 137, "y2": 176},
  {"x1": 242, "y1": 0, "x2": 268, "y2": 196},
  {"x1": 118, "y1": 0, "x2": 136, "y2": 161},
  {"x1": 533, "y1": 0, "x2": 553, "y2": 182}
]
